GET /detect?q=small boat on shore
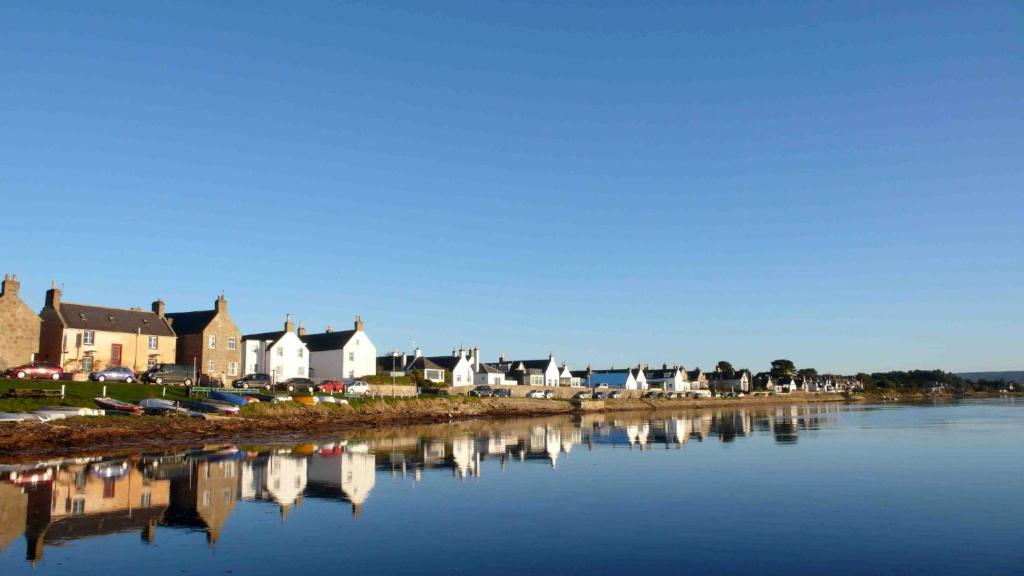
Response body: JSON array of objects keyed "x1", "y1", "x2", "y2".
[
  {"x1": 31, "y1": 410, "x2": 69, "y2": 422},
  {"x1": 138, "y1": 398, "x2": 206, "y2": 418},
  {"x1": 94, "y1": 397, "x2": 144, "y2": 414},
  {"x1": 42, "y1": 406, "x2": 105, "y2": 417},
  {"x1": 292, "y1": 395, "x2": 319, "y2": 405},
  {"x1": 178, "y1": 399, "x2": 240, "y2": 416},
  {"x1": 0, "y1": 413, "x2": 35, "y2": 422},
  {"x1": 209, "y1": 390, "x2": 255, "y2": 406}
]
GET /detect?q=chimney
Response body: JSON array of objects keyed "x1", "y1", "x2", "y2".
[
  {"x1": 662, "y1": 363, "x2": 668, "y2": 370},
  {"x1": 325, "y1": 325, "x2": 334, "y2": 333},
  {"x1": 284, "y1": 314, "x2": 294, "y2": 334},
  {"x1": 499, "y1": 353, "x2": 505, "y2": 363},
  {"x1": 215, "y1": 294, "x2": 227, "y2": 314},
  {"x1": 1, "y1": 273, "x2": 19, "y2": 297},
  {"x1": 45, "y1": 280, "x2": 62, "y2": 309},
  {"x1": 152, "y1": 299, "x2": 165, "y2": 317},
  {"x1": 472, "y1": 347, "x2": 480, "y2": 371},
  {"x1": 354, "y1": 315, "x2": 364, "y2": 332},
  {"x1": 459, "y1": 345, "x2": 465, "y2": 359},
  {"x1": 452, "y1": 347, "x2": 458, "y2": 358},
  {"x1": 297, "y1": 322, "x2": 307, "y2": 337}
]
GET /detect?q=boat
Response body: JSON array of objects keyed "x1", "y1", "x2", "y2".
[
  {"x1": 41, "y1": 406, "x2": 105, "y2": 417},
  {"x1": 317, "y1": 395, "x2": 339, "y2": 404},
  {"x1": 138, "y1": 398, "x2": 206, "y2": 418},
  {"x1": 30, "y1": 410, "x2": 69, "y2": 422},
  {"x1": 209, "y1": 390, "x2": 254, "y2": 406},
  {"x1": 292, "y1": 395, "x2": 319, "y2": 405},
  {"x1": 252, "y1": 394, "x2": 292, "y2": 404},
  {"x1": 178, "y1": 399, "x2": 240, "y2": 416},
  {"x1": 0, "y1": 413, "x2": 36, "y2": 422},
  {"x1": 93, "y1": 398, "x2": 144, "y2": 414}
]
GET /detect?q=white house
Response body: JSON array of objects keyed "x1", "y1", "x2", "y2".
[
  {"x1": 643, "y1": 365, "x2": 691, "y2": 392},
  {"x1": 588, "y1": 368, "x2": 641, "y2": 390},
  {"x1": 241, "y1": 315, "x2": 309, "y2": 383},
  {"x1": 708, "y1": 370, "x2": 751, "y2": 394},
  {"x1": 408, "y1": 347, "x2": 476, "y2": 386},
  {"x1": 300, "y1": 315, "x2": 377, "y2": 380},
  {"x1": 475, "y1": 363, "x2": 505, "y2": 386},
  {"x1": 558, "y1": 364, "x2": 580, "y2": 387},
  {"x1": 494, "y1": 354, "x2": 562, "y2": 387}
]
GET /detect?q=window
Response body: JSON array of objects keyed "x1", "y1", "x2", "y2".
[
  {"x1": 141, "y1": 493, "x2": 152, "y2": 508},
  {"x1": 298, "y1": 367, "x2": 306, "y2": 376},
  {"x1": 148, "y1": 336, "x2": 158, "y2": 350},
  {"x1": 71, "y1": 498, "x2": 86, "y2": 516},
  {"x1": 228, "y1": 362, "x2": 239, "y2": 376},
  {"x1": 208, "y1": 335, "x2": 217, "y2": 349},
  {"x1": 228, "y1": 337, "x2": 237, "y2": 350},
  {"x1": 208, "y1": 360, "x2": 215, "y2": 373},
  {"x1": 147, "y1": 357, "x2": 158, "y2": 369},
  {"x1": 298, "y1": 348, "x2": 304, "y2": 358},
  {"x1": 277, "y1": 347, "x2": 283, "y2": 357},
  {"x1": 83, "y1": 330, "x2": 95, "y2": 346},
  {"x1": 348, "y1": 352, "x2": 354, "y2": 362},
  {"x1": 82, "y1": 356, "x2": 94, "y2": 372}
]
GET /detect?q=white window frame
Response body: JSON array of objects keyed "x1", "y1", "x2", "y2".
[
  {"x1": 148, "y1": 336, "x2": 158, "y2": 350},
  {"x1": 228, "y1": 337, "x2": 237, "y2": 351},
  {"x1": 208, "y1": 360, "x2": 215, "y2": 373},
  {"x1": 83, "y1": 330, "x2": 95, "y2": 346},
  {"x1": 208, "y1": 334, "x2": 217, "y2": 349},
  {"x1": 228, "y1": 361, "x2": 239, "y2": 376}
]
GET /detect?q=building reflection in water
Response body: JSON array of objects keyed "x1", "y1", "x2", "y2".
[{"x1": 0, "y1": 403, "x2": 843, "y2": 562}]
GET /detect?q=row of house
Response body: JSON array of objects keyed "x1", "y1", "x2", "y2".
[{"x1": 0, "y1": 275, "x2": 377, "y2": 384}]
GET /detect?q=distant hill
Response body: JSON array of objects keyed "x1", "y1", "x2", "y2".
[{"x1": 957, "y1": 371, "x2": 1024, "y2": 383}]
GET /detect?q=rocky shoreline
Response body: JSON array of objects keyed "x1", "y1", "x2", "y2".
[{"x1": 0, "y1": 394, "x2": 864, "y2": 460}]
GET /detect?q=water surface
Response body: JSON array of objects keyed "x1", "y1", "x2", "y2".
[{"x1": 1, "y1": 400, "x2": 1021, "y2": 575}]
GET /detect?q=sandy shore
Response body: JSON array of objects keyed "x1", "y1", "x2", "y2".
[{"x1": 0, "y1": 394, "x2": 864, "y2": 459}]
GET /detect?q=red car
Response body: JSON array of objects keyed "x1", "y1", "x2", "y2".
[
  {"x1": 316, "y1": 380, "x2": 345, "y2": 393},
  {"x1": 6, "y1": 361, "x2": 64, "y2": 380}
]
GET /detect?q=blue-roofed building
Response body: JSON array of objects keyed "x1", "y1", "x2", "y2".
[{"x1": 587, "y1": 367, "x2": 642, "y2": 390}]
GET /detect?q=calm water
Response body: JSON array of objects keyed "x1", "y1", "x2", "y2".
[{"x1": 0, "y1": 400, "x2": 1021, "y2": 575}]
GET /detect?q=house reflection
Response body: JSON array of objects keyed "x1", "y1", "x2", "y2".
[{"x1": 0, "y1": 402, "x2": 845, "y2": 562}]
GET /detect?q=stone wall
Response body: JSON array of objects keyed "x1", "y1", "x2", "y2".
[{"x1": 0, "y1": 275, "x2": 41, "y2": 370}]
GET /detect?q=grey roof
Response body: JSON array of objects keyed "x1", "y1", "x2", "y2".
[
  {"x1": 58, "y1": 303, "x2": 175, "y2": 337},
  {"x1": 241, "y1": 330, "x2": 287, "y2": 350},
  {"x1": 477, "y1": 363, "x2": 502, "y2": 374},
  {"x1": 422, "y1": 355, "x2": 464, "y2": 371},
  {"x1": 300, "y1": 330, "x2": 357, "y2": 352},
  {"x1": 165, "y1": 310, "x2": 216, "y2": 335}
]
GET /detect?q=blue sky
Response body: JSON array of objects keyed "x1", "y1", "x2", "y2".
[{"x1": 1, "y1": 1, "x2": 1020, "y2": 374}]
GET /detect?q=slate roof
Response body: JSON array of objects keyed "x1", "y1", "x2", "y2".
[
  {"x1": 165, "y1": 310, "x2": 217, "y2": 335},
  {"x1": 421, "y1": 355, "x2": 464, "y2": 371},
  {"x1": 476, "y1": 363, "x2": 503, "y2": 374},
  {"x1": 300, "y1": 330, "x2": 357, "y2": 352},
  {"x1": 242, "y1": 330, "x2": 289, "y2": 349},
  {"x1": 58, "y1": 303, "x2": 175, "y2": 337}
]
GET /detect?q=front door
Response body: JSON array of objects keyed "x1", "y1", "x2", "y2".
[{"x1": 111, "y1": 343, "x2": 123, "y2": 367}]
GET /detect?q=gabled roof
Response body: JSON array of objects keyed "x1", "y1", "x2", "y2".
[
  {"x1": 300, "y1": 330, "x2": 357, "y2": 352},
  {"x1": 58, "y1": 303, "x2": 175, "y2": 337},
  {"x1": 512, "y1": 359, "x2": 553, "y2": 370},
  {"x1": 242, "y1": 330, "x2": 286, "y2": 342},
  {"x1": 422, "y1": 355, "x2": 465, "y2": 371},
  {"x1": 165, "y1": 310, "x2": 217, "y2": 335},
  {"x1": 477, "y1": 363, "x2": 503, "y2": 374}
]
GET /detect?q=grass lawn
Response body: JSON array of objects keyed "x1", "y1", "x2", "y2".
[{"x1": 0, "y1": 378, "x2": 191, "y2": 413}]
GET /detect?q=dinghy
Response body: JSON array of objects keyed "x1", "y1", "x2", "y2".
[
  {"x1": 94, "y1": 397, "x2": 143, "y2": 414},
  {"x1": 178, "y1": 399, "x2": 240, "y2": 416},
  {"x1": 209, "y1": 390, "x2": 254, "y2": 406},
  {"x1": 292, "y1": 395, "x2": 319, "y2": 405},
  {"x1": 0, "y1": 413, "x2": 36, "y2": 422}
]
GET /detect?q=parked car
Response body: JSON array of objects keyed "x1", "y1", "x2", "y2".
[
  {"x1": 592, "y1": 391, "x2": 608, "y2": 399},
  {"x1": 665, "y1": 392, "x2": 681, "y2": 399},
  {"x1": 5, "y1": 361, "x2": 63, "y2": 380},
  {"x1": 573, "y1": 391, "x2": 593, "y2": 399},
  {"x1": 469, "y1": 385, "x2": 494, "y2": 397},
  {"x1": 141, "y1": 364, "x2": 194, "y2": 386},
  {"x1": 316, "y1": 379, "x2": 346, "y2": 393},
  {"x1": 526, "y1": 390, "x2": 546, "y2": 399},
  {"x1": 89, "y1": 366, "x2": 136, "y2": 383},
  {"x1": 643, "y1": 390, "x2": 663, "y2": 399},
  {"x1": 609, "y1": 391, "x2": 623, "y2": 399},
  {"x1": 493, "y1": 388, "x2": 512, "y2": 398},
  {"x1": 281, "y1": 377, "x2": 316, "y2": 393},
  {"x1": 345, "y1": 380, "x2": 370, "y2": 396},
  {"x1": 543, "y1": 390, "x2": 556, "y2": 399},
  {"x1": 421, "y1": 387, "x2": 449, "y2": 396},
  {"x1": 232, "y1": 373, "x2": 272, "y2": 389}
]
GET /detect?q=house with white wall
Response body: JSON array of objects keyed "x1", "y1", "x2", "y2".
[
  {"x1": 300, "y1": 315, "x2": 377, "y2": 380},
  {"x1": 708, "y1": 370, "x2": 751, "y2": 394},
  {"x1": 408, "y1": 347, "x2": 476, "y2": 386},
  {"x1": 475, "y1": 363, "x2": 505, "y2": 386},
  {"x1": 588, "y1": 367, "x2": 642, "y2": 390},
  {"x1": 241, "y1": 315, "x2": 309, "y2": 383},
  {"x1": 643, "y1": 365, "x2": 691, "y2": 392},
  {"x1": 494, "y1": 354, "x2": 562, "y2": 387}
]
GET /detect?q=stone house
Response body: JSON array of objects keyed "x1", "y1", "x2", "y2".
[
  {"x1": 0, "y1": 274, "x2": 41, "y2": 370},
  {"x1": 37, "y1": 282, "x2": 176, "y2": 374},
  {"x1": 166, "y1": 294, "x2": 242, "y2": 385}
]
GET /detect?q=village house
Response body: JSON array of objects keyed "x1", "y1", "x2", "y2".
[
  {"x1": 165, "y1": 294, "x2": 241, "y2": 385},
  {"x1": 558, "y1": 363, "x2": 578, "y2": 387},
  {"x1": 686, "y1": 368, "x2": 709, "y2": 390},
  {"x1": 708, "y1": 369, "x2": 751, "y2": 394},
  {"x1": 241, "y1": 315, "x2": 309, "y2": 383},
  {"x1": 37, "y1": 282, "x2": 176, "y2": 374},
  {"x1": 407, "y1": 347, "x2": 475, "y2": 386},
  {"x1": 772, "y1": 376, "x2": 799, "y2": 393},
  {"x1": 0, "y1": 274, "x2": 41, "y2": 370},
  {"x1": 474, "y1": 363, "x2": 506, "y2": 386},
  {"x1": 753, "y1": 372, "x2": 774, "y2": 391},
  {"x1": 493, "y1": 354, "x2": 562, "y2": 387},
  {"x1": 300, "y1": 315, "x2": 377, "y2": 380},
  {"x1": 643, "y1": 364, "x2": 692, "y2": 392},
  {"x1": 588, "y1": 367, "x2": 643, "y2": 390}
]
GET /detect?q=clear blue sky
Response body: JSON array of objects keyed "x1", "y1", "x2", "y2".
[{"x1": 1, "y1": 1, "x2": 1021, "y2": 374}]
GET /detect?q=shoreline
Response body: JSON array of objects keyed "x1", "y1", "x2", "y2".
[{"x1": 0, "y1": 392, "x2": 1011, "y2": 460}]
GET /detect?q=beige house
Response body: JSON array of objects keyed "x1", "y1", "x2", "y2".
[
  {"x1": 0, "y1": 273, "x2": 41, "y2": 370},
  {"x1": 167, "y1": 294, "x2": 242, "y2": 385},
  {"x1": 38, "y1": 283, "x2": 177, "y2": 374}
]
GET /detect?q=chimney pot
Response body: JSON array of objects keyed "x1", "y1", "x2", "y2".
[
  {"x1": 284, "y1": 314, "x2": 295, "y2": 334},
  {"x1": 354, "y1": 315, "x2": 364, "y2": 332},
  {"x1": 152, "y1": 299, "x2": 165, "y2": 317}
]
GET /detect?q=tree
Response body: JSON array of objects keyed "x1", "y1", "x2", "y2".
[
  {"x1": 770, "y1": 359, "x2": 796, "y2": 378},
  {"x1": 797, "y1": 368, "x2": 818, "y2": 378},
  {"x1": 716, "y1": 360, "x2": 735, "y2": 374}
]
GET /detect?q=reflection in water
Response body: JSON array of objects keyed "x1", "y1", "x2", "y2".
[{"x1": 0, "y1": 404, "x2": 846, "y2": 563}]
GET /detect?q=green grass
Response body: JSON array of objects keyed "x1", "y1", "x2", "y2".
[{"x1": 0, "y1": 377, "x2": 190, "y2": 413}]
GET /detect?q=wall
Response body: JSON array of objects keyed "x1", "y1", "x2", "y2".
[
  {"x1": 0, "y1": 281, "x2": 40, "y2": 370},
  {"x1": 267, "y1": 332, "x2": 309, "y2": 381},
  {"x1": 341, "y1": 332, "x2": 377, "y2": 379},
  {"x1": 59, "y1": 327, "x2": 176, "y2": 373},
  {"x1": 308, "y1": 349, "x2": 343, "y2": 381}
]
